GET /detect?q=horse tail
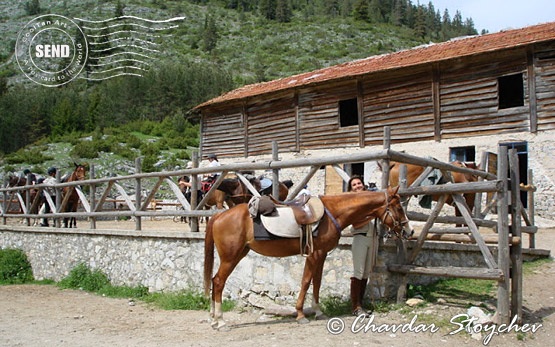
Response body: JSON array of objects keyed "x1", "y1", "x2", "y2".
[{"x1": 203, "y1": 216, "x2": 216, "y2": 297}]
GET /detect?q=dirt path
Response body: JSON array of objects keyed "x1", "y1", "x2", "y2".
[{"x1": 1, "y1": 227, "x2": 554, "y2": 347}]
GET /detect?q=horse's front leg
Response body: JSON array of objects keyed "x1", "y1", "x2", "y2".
[
  {"x1": 311, "y1": 251, "x2": 328, "y2": 320},
  {"x1": 295, "y1": 254, "x2": 319, "y2": 324}
]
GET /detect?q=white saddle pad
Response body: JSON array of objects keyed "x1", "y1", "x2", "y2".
[{"x1": 260, "y1": 207, "x2": 301, "y2": 238}]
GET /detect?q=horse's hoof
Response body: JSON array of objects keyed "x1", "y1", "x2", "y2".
[
  {"x1": 211, "y1": 320, "x2": 228, "y2": 331},
  {"x1": 217, "y1": 325, "x2": 231, "y2": 332},
  {"x1": 296, "y1": 317, "x2": 310, "y2": 325}
]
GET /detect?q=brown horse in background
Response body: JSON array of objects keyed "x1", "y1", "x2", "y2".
[
  {"x1": 204, "y1": 186, "x2": 413, "y2": 330},
  {"x1": 259, "y1": 178, "x2": 293, "y2": 201},
  {"x1": 6, "y1": 173, "x2": 42, "y2": 218},
  {"x1": 382, "y1": 160, "x2": 480, "y2": 220},
  {"x1": 62, "y1": 163, "x2": 87, "y2": 228}
]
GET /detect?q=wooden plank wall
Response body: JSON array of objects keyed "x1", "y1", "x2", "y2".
[
  {"x1": 201, "y1": 107, "x2": 244, "y2": 157},
  {"x1": 439, "y1": 51, "x2": 529, "y2": 138},
  {"x1": 535, "y1": 42, "x2": 555, "y2": 131},
  {"x1": 246, "y1": 96, "x2": 297, "y2": 156},
  {"x1": 298, "y1": 80, "x2": 360, "y2": 149},
  {"x1": 362, "y1": 69, "x2": 435, "y2": 145}
]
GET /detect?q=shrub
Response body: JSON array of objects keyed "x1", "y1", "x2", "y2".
[
  {"x1": 70, "y1": 141, "x2": 99, "y2": 159},
  {"x1": 0, "y1": 248, "x2": 34, "y2": 284},
  {"x1": 58, "y1": 263, "x2": 110, "y2": 292},
  {"x1": 4, "y1": 147, "x2": 53, "y2": 165}
]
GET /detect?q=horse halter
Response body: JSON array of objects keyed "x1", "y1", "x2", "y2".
[{"x1": 380, "y1": 191, "x2": 410, "y2": 239}]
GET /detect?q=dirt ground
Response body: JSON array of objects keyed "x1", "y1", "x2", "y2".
[{"x1": 1, "y1": 220, "x2": 554, "y2": 347}]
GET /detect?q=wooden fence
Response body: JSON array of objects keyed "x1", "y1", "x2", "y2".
[{"x1": 0, "y1": 127, "x2": 537, "y2": 324}]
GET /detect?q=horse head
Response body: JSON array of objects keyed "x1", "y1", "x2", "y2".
[
  {"x1": 72, "y1": 163, "x2": 87, "y2": 181},
  {"x1": 379, "y1": 186, "x2": 413, "y2": 239}
]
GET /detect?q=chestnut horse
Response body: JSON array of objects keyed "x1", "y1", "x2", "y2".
[
  {"x1": 61, "y1": 163, "x2": 87, "y2": 228},
  {"x1": 383, "y1": 160, "x2": 480, "y2": 219},
  {"x1": 204, "y1": 186, "x2": 413, "y2": 330}
]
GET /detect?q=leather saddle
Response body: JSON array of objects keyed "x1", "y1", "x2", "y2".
[{"x1": 249, "y1": 194, "x2": 325, "y2": 238}]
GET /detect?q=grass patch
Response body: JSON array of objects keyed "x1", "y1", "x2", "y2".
[
  {"x1": 56, "y1": 263, "x2": 234, "y2": 312},
  {"x1": 523, "y1": 257, "x2": 553, "y2": 275},
  {"x1": 408, "y1": 278, "x2": 496, "y2": 305},
  {"x1": 0, "y1": 248, "x2": 34, "y2": 284}
]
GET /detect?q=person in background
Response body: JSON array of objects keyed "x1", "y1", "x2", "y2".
[
  {"x1": 40, "y1": 167, "x2": 57, "y2": 227},
  {"x1": 22, "y1": 169, "x2": 37, "y2": 185},
  {"x1": 201, "y1": 154, "x2": 221, "y2": 192},
  {"x1": 347, "y1": 175, "x2": 376, "y2": 317}
]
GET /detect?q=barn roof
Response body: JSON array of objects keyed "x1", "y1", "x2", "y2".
[{"x1": 195, "y1": 21, "x2": 555, "y2": 111}]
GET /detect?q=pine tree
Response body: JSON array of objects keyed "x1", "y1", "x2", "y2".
[
  {"x1": 115, "y1": 0, "x2": 125, "y2": 17},
  {"x1": 202, "y1": 14, "x2": 219, "y2": 53},
  {"x1": 353, "y1": 0, "x2": 369, "y2": 22},
  {"x1": 275, "y1": 0, "x2": 292, "y2": 22},
  {"x1": 24, "y1": 0, "x2": 41, "y2": 15}
]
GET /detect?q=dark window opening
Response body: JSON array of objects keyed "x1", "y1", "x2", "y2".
[
  {"x1": 449, "y1": 146, "x2": 476, "y2": 162},
  {"x1": 499, "y1": 142, "x2": 528, "y2": 208},
  {"x1": 339, "y1": 98, "x2": 359, "y2": 127},
  {"x1": 498, "y1": 73, "x2": 524, "y2": 109},
  {"x1": 342, "y1": 162, "x2": 364, "y2": 192}
]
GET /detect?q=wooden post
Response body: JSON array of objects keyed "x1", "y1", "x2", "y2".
[
  {"x1": 55, "y1": 170, "x2": 61, "y2": 228},
  {"x1": 527, "y1": 169, "x2": 535, "y2": 248},
  {"x1": 272, "y1": 141, "x2": 280, "y2": 198},
  {"x1": 475, "y1": 151, "x2": 489, "y2": 218},
  {"x1": 509, "y1": 149, "x2": 523, "y2": 322},
  {"x1": 25, "y1": 173, "x2": 31, "y2": 226},
  {"x1": 190, "y1": 152, "x2": 199, "y2": 232},
  {"x1": 497, "y1": 145, "x2": 510, "y2": 324},
  {"x1": 90, "y1": 165, "x2": 96, "y2": 229},
  {"x1": 2, "y1": 178, "x2": 7, "y2": 225},
  {"x1": 381, "y1": 126, "x2": 391, "y2": 190},
  {"x1": 135, "y1": 157, "x2": 142, "y2": 231},
  {"x1": 379, "y1": 127, "x2": 391, "y2": 241},
  {"x1": 396, "y1": 163, "x2": 408, "y2": 303}
]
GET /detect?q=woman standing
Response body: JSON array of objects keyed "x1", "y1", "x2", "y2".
[{"x1": 347, "y1": 175, "x2": 377, "y2": 317}]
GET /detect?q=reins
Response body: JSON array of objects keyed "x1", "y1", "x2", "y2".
[{"x1": 379, "y1": 191, "x2": 409, "y2": 239}]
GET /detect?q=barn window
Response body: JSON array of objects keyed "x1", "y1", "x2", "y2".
[
  {"x1": 498, "y1": 73, "x2": 524, "y2": 109},
  {"x1": 339, "y1": 98, "x2": 359, "y2": 127},
  {"x1": 449, "y1": 146, "x2": 475, "y2": 162}
]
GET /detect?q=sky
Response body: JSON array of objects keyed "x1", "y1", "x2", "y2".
[{"x1": 429, "y1": 0, "x2": 555, "y2": 33}]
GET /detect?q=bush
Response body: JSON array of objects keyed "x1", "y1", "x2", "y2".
[
  {"x1": 0, "y1": 248, "x2": 34, "y2": 284},
  {"x1": 58, "y1": 263, "x2": 110, "y2": 292},
  {"x1": 70, "y1": 141, "x2": 99, "y2": 159},
  {"x1": 4, "y1": 147, "x2": 53, "y2": 164}
]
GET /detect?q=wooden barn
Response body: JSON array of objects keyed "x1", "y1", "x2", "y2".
[{"x1": 194, "y1": 22, "x2": 555, "y2": 219}]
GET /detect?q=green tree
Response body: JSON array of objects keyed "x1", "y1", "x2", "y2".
[
  {"x1": 353, "y1": 0, "x2": 369, "y2": 22},
  {"x1": 202, "y1": 13, "x2": 219, "y2": 53},
  {"x1": 115, "y1": 0, "x2": 125, "y2": 17},
  {"x1": 259, "y1": 0, "x2": 276, "y2": 20},
  {"x1": 275, "y1": 0, "x2": 292, "y2": 23},
  {"x1": 24, "y1": 0, "x2": 41, "y2": 15},
  {"x1": 413, "y1": 5, "x2": 426, "y2": 38}
]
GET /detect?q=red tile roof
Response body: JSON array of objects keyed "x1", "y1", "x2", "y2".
[{"x1": 195, "y1": 21, "x2": 555, "y2": 110}]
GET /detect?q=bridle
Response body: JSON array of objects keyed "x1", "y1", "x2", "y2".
[{"x1": 379, "y1": 191, "x2": 411, "y2": 239}]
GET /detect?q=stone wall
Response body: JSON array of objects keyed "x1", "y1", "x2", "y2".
[{"x1": 1, "y1": 225, "x2": 547, "y2": 306}]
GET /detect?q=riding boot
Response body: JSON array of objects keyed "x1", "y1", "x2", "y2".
[
  {"x1": 351, "y1": 277, "x2": 371, "y2": 317},
  {"x1": 360, "y1": 278, "x2": 372, "y2": 315},
  {"x1": 350, "y1": 277, "x2": 360, "y2": 314}
]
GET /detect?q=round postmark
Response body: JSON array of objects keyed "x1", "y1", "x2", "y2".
[{"x1": 15, "y1": 14, "x2": 88, "y2": 87}]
